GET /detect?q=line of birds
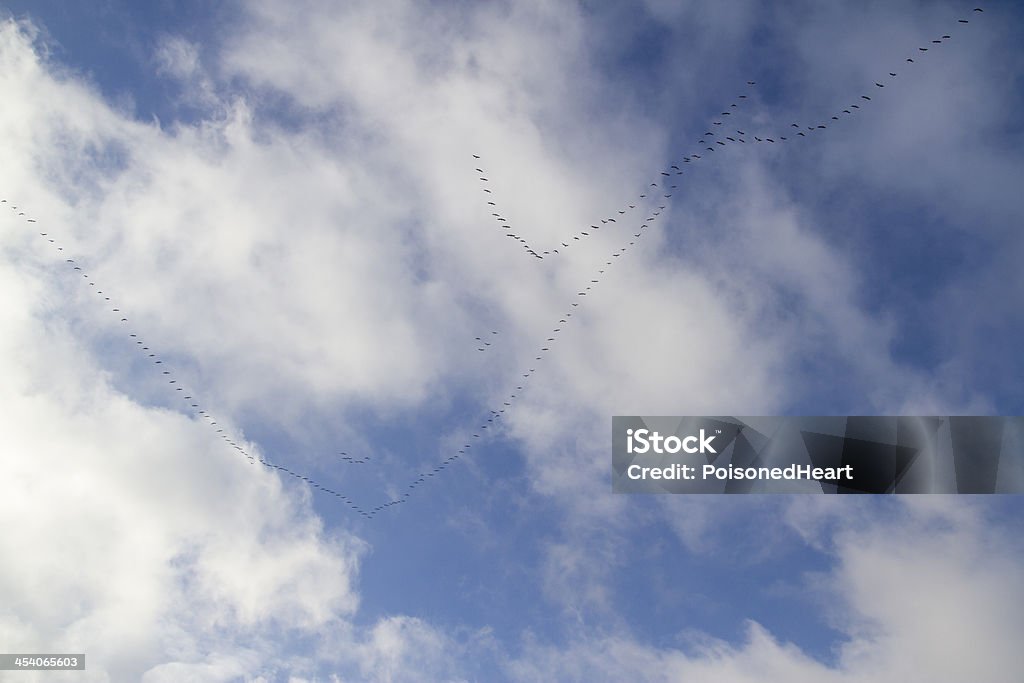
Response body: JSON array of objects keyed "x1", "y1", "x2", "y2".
[
  {"x1": 468, "y1": 8, "x2": 980, "y2": 350},
  {"x1": 2, "y1": 172, "x2": 667, "y2": 519},
  {"x1": 469, "y1": 7, "x2": 983, "y2": 264},
  {"x1": 453, "y1": 8, "x2": 988, "y2": 498},
  {"x1": 4, "y1": 198, "x2": 399, "y2": 518},
  {"x1": 3, "y1": 7, "x2": 984, "y2": 521},
  {"x1": 396, "y1": 198, "x2": 674, "y2": 503},
  {"x1": 471, "y1": 82, "x2": 757, "y2": 261},
  {"x1": 304, "y1": 5, "x2": 986, "y2": 514}
]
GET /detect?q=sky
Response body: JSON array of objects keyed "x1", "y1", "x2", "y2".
[{"x1": 0, "y1": 1, "x2": 1022, "y2": 681}]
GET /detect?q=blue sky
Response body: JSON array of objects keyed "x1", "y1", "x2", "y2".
[{"x1": 1, "y1": 1, "x2": 1023, "y2": 681}]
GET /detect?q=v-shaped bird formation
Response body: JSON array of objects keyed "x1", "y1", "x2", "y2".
[
  {"x1": 472, "y1": 81, "x2": 759, "y2": 261},
  {"x1": 468, "y1": 8, "x2": 982, "y2": 346},
  {"x1": 3, "y1": 7, "x2": 984, "y2": 520},
  {"x1": 472, "y1": 10, "x2": 985, "y2": 264}
]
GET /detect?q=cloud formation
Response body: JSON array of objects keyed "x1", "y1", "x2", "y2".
[{"x1": 1, "y1": 1, "x2": 1021, "y2": 679}]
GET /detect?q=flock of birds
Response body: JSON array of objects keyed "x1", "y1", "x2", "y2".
[
  {"x1": 466, "y1": 7, "x2": 985, "y2": 363},
  {"x1": 3, "y1": 8, "x2": 984, "y2": 520},
  {"x1": 472, "y1": 81, "x2": 756, "y2": 262},
  {"x1": 474, "y1": 7, "x2": 987, "y2": 265}
]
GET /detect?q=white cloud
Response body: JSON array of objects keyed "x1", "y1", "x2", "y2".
[
  {"x1": 154, "y1": 36, "x2": 201, "y2": 81},
  {"x1": 0, "y1": 231, "x2": 365, "y2": 681},
  {"x1": 153, "y1": 35, "x2": 219, "y2": 110},
  {"x1": 507, "y1": 499, "x2": 1024, "y2": 683}
]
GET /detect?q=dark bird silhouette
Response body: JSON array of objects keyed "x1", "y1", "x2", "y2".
[{"x1": 875, "y1": 82, "x2": 884, "y2": 87}]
